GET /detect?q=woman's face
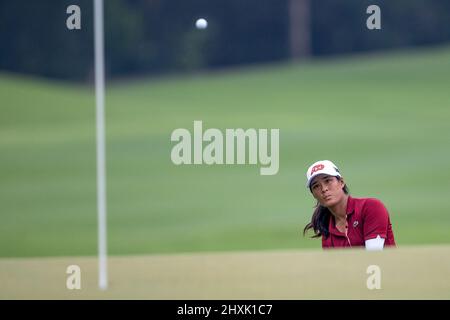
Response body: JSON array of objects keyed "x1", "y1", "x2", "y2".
[{"x1": 310, "y1": 175, "x2": 346, "y2": 207}]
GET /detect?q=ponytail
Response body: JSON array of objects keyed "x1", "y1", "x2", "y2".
[{"x1": 303, "y1": 205, "x2": 332, "y2": 238}]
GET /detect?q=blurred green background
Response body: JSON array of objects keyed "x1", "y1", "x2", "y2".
[{"x1": 1, "y1": 0, "x2": 450, "y2": 257}]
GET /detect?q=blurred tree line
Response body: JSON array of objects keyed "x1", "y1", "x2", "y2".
[{"x1": 1, "y1": 0, "x2": 449, "y2": 81}]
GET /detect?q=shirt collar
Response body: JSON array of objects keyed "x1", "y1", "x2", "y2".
[{"x1": 346, "y1": 195, "x2": 355, "y2": 216}]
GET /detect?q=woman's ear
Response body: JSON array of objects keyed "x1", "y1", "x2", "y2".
[{"x1": 340, "y1": 177, "x2": 346, "y2": 189}]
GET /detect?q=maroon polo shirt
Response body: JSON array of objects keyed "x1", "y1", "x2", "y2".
[{"x1": 322, "y1": 196, "x2": 396, "y2": 249}]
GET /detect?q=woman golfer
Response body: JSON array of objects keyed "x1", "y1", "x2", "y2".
[{"x1": 303, "y1": 160, "x2": 396, "y2": 250}]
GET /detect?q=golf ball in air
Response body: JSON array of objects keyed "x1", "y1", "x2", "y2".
[{"x1": 195, "y1": 18, "x2": 208, "y2": 29}]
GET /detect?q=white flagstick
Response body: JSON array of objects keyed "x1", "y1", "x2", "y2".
[{"x1": 94, "y1": 0, "x2": 108, "y2": 290}]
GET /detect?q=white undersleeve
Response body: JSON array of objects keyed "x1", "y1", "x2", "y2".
[{"x1": 365, "y1": 235, "x2": 385, "y2": 251}]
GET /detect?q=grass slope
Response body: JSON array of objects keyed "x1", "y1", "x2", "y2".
[{"x1": 1, "y1": 46, "x2": 450, "y2": 257}]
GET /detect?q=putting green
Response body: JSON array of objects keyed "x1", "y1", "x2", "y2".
[{"x1": 1, "y1": 245, "x2": 449, "y2": 299}]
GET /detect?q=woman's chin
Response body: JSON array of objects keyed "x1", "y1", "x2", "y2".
[{"x1": 322, "y1": 198, "x2": 336, "y2": 207}]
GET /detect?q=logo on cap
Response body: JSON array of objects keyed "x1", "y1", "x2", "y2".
[{"x1": 310, "y1": 164, "x2": 325, "y2": 175}]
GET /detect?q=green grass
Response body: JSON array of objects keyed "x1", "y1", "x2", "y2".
[{"x1": 1, "y1": 46, "x2": 450, "y2": 257}]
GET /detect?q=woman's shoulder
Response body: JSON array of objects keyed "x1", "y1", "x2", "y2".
[
  {"x1": 350, "y1": 196, "x2": 388, "y2": 212},
  {"x1": 351, "y1": 196, "x2": 389, "y2": 218},
  {"x1": 352, "y1": 196, "x2": 385, "y2": 206}
]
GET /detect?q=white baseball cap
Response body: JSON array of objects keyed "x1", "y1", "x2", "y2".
[{"x1": 306, "y1": 160, "x2": 341, "y2": 188}]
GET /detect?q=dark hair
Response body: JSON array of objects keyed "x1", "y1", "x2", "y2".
[{"x1": 303, "y1": 177, "x2": 349, "y2": 238}]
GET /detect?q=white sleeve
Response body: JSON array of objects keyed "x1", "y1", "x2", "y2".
[{"x1": 365, "y1": 235, "x2": 385, "y2": 251}]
